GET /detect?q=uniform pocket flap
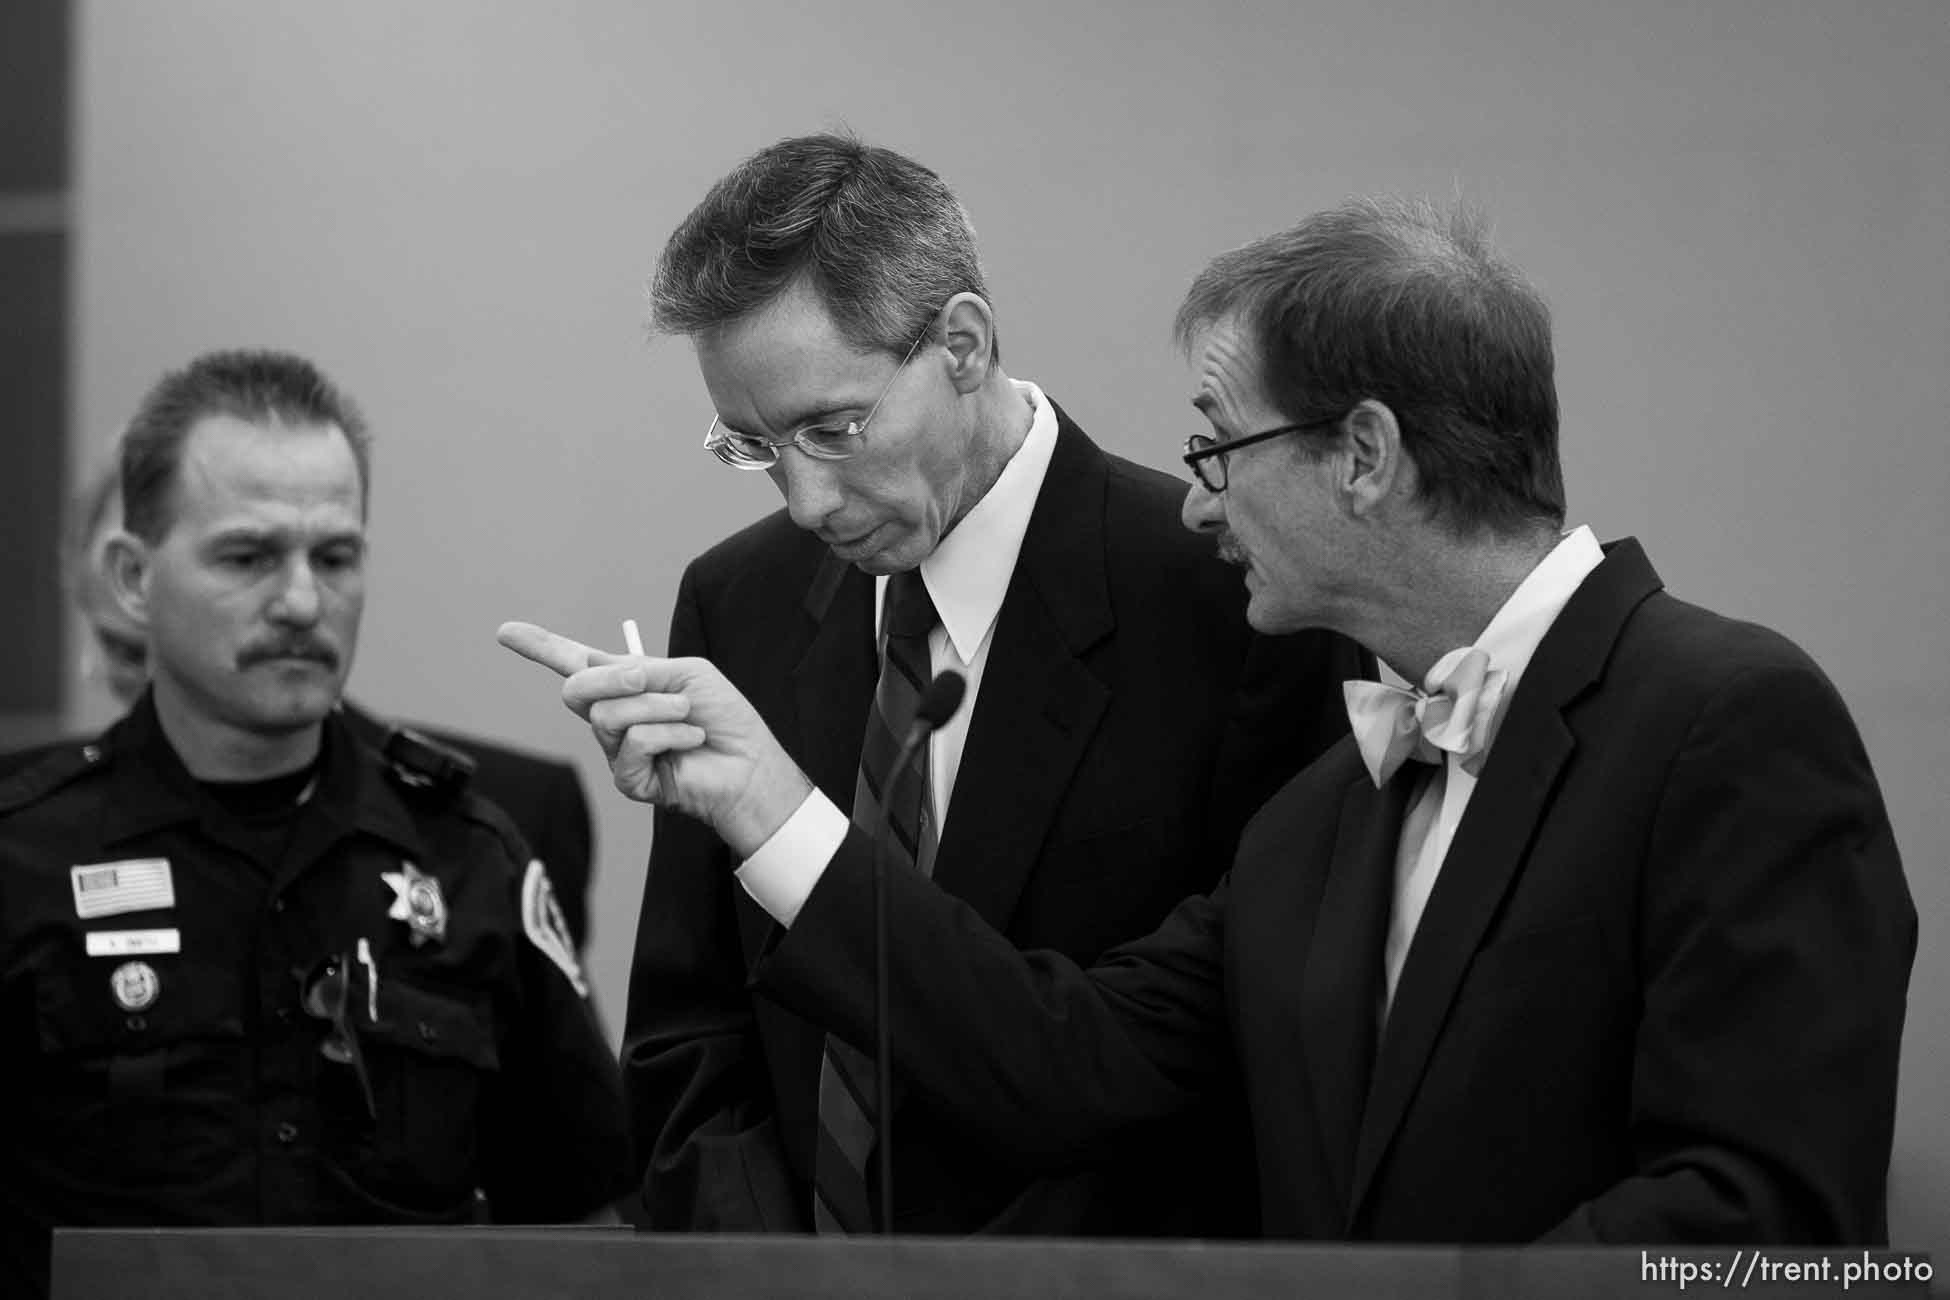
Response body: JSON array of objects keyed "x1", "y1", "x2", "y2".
[
  {"x1": 35, "y1": 957, "x2": 245, "y2": 1054},
  {"x1": 360, "y1": 978, "x2": 500, "y2": 1071}
]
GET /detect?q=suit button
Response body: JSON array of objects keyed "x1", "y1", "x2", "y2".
[
  {"x1": 271, "y1": 898, "x2": 287, "y2": 914},
  {"x1": 276, "y1": 1007, "x2": 295, "y2": 1025},
  {"x1": 275, "y1": 1122, "x2": 299, "y2": 1144},
  {"x1": 417, "y1": 1021, "x2": 438, "y2": 1045}
]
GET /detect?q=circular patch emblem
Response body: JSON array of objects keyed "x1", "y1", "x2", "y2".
[{"x1": 111, "y1": 960, "x2": 160, "y2": 1011}]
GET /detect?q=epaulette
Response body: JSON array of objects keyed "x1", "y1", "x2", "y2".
[
  {"x1": 381, "y1": 725, "x2": 478, "y2": 804},
  {"x1": 0, "y1": 739, "x2": 111, "y2": 816}
]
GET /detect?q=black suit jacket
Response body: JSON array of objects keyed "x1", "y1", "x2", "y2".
[
  {"x1": 758, "y1": 539, "x2": 1916, "y2": 1243},
  {"x1": 625, "y1": 403, "x2": 1361, "y2": 1234},
  {"x1": 4, "y1": 706, "x2": 595, "y2": 950}
]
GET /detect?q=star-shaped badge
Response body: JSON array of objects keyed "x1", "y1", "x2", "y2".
[{"x1": 381, "y1": 860, "x2": 448, "y2": 947}]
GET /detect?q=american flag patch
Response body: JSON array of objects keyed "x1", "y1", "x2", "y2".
[{"x1": 70, "y1": 859, "x2": 176, "y2": 919}]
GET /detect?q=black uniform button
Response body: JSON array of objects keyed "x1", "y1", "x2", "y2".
[
  {"x1": 275, "y1": 1122, "x2": 299, "y2": 1144},
  {"x1": 124, "y1": 1015, "x2": 147, "y2": 1032},
  {"x1": 271, "y1": 898, "x2": 287, "y2": 914},
  {"x1": 275, "y1": 1006, "x2": 295, "y2": 1025},
  {"x1": 417, "y1": 1021, "x2": 438, "y2": 1045}
]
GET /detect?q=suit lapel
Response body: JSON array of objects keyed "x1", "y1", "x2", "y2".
[
  {"x1": 928, "y1": 407, "x2": 1115, "y2": 933},
  {"x1": 1346, "y1": 539, "x2": 1665, "y2": 1223},
  {"x1": 1300, "y1": 768, "x2": 1416, "y2": 1219}
]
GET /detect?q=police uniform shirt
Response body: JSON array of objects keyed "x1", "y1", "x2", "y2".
[{"x1": 0, "y1": 693, "x2": 632, "y2": 1295}]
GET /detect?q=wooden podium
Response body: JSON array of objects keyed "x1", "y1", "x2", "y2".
[{"x1": 50, "y1": 1228, "x2": 1929, "y2": 1298}]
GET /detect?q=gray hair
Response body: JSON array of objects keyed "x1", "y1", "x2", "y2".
[
  {"x1": 120, "y1": 349, "x2": 371, "y2": 543},
  {"x1": 650, "y1": 131, "x2": 995, "y2": 362},
  {"x1": 1176, "y1": 196, "x2": 1564, "y2": 535}
]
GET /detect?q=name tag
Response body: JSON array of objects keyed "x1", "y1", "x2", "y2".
[
  {"x1": 71, "y1": 859, "x2": 176, "y2": 919},
  {"x1": 86, "y1": 928, "x2": 182, "y2": 957}
]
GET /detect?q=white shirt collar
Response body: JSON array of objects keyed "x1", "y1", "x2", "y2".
[
  {"x1": 893, "y1": 380, "x2": 1058, "y2": 661},
  {"x1": 1377, "y1": 525, "x2": 1605, "y2": 693},
  {"x1": 1454, "y1": 524, "x2": 1605, "y2": 696}
]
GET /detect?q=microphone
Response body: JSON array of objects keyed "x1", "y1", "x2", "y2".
[
  {"x1": 913, "y1": 671, "x2": 967, "y2": 734},
  {"x1": 874, "y1": 668, "x2": 966, "y2": 1234}
]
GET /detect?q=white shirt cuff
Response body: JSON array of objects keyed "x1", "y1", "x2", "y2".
[{"x1": 733, "y1": 789, "x2": 850, "y2": 926}]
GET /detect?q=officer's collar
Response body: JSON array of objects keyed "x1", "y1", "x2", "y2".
[
  {"x1": 330, "y1": 707, "x2": 430, "y2": 861},
  {"x1": 95, "y1": 692, "x2": 427, "y2": 863},
  {"x1": 94, "y1": 692, "x2": 212, "y2": 844}
]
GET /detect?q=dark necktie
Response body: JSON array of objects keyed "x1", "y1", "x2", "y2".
[{"x1": 813, "y1": 568, "x2": 938, "y2": 1234}]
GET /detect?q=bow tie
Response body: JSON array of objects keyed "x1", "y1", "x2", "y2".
[{"x1": 1343, "y1": 647, "x2": 1510, "y2": 787}]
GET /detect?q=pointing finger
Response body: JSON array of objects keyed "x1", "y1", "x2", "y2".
[{"x1": 497, "y1": 621, "x2": 601, "y2": 678}]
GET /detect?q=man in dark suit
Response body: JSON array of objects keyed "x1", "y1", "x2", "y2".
[
  {"x1": 505, "y1": 195, "x2": 1915, "y2": 1243},
  {"x1": 572, "y1": 132, "x2": 1357, "y2": 1236},
  {"x1": 11, "y1": 461, "x2": 598, "y2": 950}
]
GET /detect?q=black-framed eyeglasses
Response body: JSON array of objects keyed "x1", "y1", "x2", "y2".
[
  {"x1": 702, "y1": 327, "x2": 930, "y2": 471},
  {"x1": 1181, "y1": 414, "x2": 1345, "y2": 493}
]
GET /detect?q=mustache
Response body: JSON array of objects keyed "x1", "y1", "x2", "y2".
[
  {"x1": 1216, "y1": 533, "x2": 1249, "y2": 568},
  {"x1": 237, "y1": 638, "x2": 340, "y2": 670}
]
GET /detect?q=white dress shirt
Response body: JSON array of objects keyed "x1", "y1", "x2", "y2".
[
  {"x1": 1381, "y1": 525, "x2": 1605, "y2": 1013},
  {"x1": 736, "y1": 381, "x2": 1060, "y2": 925}
]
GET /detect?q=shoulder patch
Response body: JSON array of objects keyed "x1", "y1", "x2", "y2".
[
  {"x1": 521, "y1": 859, "x2": 589, "y2": 997},
  {"x1": 0, "y1": 741, "x2": 109, "y2": 817}
]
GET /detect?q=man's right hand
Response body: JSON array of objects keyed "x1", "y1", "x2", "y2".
[{"x1": 496, "y1": 622, "x2": 813, "y2": 857}]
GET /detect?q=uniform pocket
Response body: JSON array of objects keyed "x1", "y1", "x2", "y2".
[
  {"x1": 31, "y1": 958, "x2": 247, "y2": 1183},
  {"x1": 346, "y1": 977, "x2": 501, "y2": 1209},
  {"x1": 35, "y1": 956, "x2": 245, "y2": 1053}
]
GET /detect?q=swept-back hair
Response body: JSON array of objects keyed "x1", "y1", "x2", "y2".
[
  {"x1": 1176, "y1": 196, "x2": 1564, "y2": 534},
  {"x1": 120, "y1": 349, "x2": 370, "y2": 542},
  {"x1": 651, "y1": 131, "x2": 994, "y2": 361}
]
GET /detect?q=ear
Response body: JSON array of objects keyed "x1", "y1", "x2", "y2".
[
  {"x1": 99, "y1": 530, "x2": 154, "y2": 630},
  {"x1": 1337, "y1": 399, "x2": 1410, "y2": 518},
  {"x1": 936, "y1": 292, "x2": 996, "y2": 395}
]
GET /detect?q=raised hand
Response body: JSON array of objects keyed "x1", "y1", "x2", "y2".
[{"x1": 496, "y1": 621, "x2": 812, "y2": 856}]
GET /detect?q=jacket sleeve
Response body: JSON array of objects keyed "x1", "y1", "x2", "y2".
[
  {"x1": 620, "y1": 563, "x2": 807, "y2": 1231},
  {"x1": 756, "y1": 822, "x2": 1234, "y2": 1170},
  {"x1": 478, "y1": 848, "x2": 635, "y2": 1222}
]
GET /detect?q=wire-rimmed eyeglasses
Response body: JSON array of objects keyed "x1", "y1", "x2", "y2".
[
  {"x1": 1181, "y1": 413, "x2": 1346, "y2": 492},
  {"x1": 703, "y1": 328, "x2": 929, "y2": 470}
]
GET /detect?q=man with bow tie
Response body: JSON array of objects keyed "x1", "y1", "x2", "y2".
[{"x1": 503, "y1": 195, "x2": 1916, "y2": 1243}]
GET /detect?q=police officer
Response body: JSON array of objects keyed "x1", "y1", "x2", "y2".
[
  {"x1": 6, "y1": 458, "x2": 602, "y2": 953},
  {"x1": 0, "y1": 350, "x2": 631, "y2": 1297}
]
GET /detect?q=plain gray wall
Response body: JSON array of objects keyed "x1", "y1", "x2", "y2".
[{"x1": 67, "y1": 0, "x2": 1946, "y2": 1252}]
